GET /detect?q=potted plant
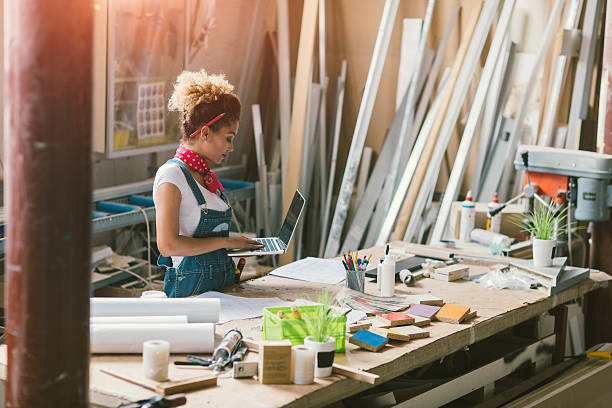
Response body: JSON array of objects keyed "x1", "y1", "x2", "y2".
[
  {"x1": 303, "y1": 288, "x2": 339, "y2": 377},
  {"x1": 519, "y1": 205, "x2": 571, "y2": 267}
]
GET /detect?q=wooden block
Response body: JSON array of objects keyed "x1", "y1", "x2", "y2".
[
  {"x1": 433, "y1": 264, "x2": 469, "y2": 281},
  {"x1": 348, "y1": 322, "x2": 372, "y2": 333},
  {"x1": 405, "y1": 294, "x2": 444, "y2": 306},
  {"x1": 100, "y1": 368, "x2": 216, "y2": 396},
  {"x1": 233, "y1": 361, "x2": 258, "y2": 378},
  {"x1": 436, "y1": 304, "x2": 470, "y2": 324},
  {"x1": 259, "y1": 340, "x2": 292, "y2": 384},
  {"x1": 349, "y1": 330, "x2": 388, "y2": 352},
  {"x1": 404, "y1": 313, "x2": 431, "y2": 327},
  {"x1": 406, "y1": 304, "x2": 441, "y2": 320},
  {"x1": 376, "y1": 312, "x2": 414, "y2": 327},
  {"x1": 461, "y1": 309, "x2": 478, "y2": 323},
  {"x1": 388, "y1": 325, "x2": 430, "y2": 340},
  {"x1": 332, "y1": 363, "x2": 381, "y2": 384},
  {"x1": 371, "y1": 327, "x2": 411, "y2": 341}
]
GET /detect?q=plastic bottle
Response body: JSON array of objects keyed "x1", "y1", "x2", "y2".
[
  {"x1": 459, "y1": 191, "x2": 476, "y2": 242},
  {"x1": 376, "y1": 259, "x2": 384, "y2": 290},
  {"x1": 380, "y1": 245, "x2": 396, "y2": 297},
  {"x1": 487, "y1": 192, "x2": 501, "y2": 233},
  {"x1": 212, "y1": 329, "x2": 243, "y2": 371}
]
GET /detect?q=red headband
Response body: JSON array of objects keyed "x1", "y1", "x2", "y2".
[{"x1": 188, "y1": 113, "x2": 226, "y2": 138}]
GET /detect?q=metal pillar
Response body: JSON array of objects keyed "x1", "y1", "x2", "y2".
[{"x1": 4, "y1": 0, "x2": 93, "y2": 406}]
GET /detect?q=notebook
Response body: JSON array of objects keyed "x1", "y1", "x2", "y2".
[{"x1": 229, "y1": 190, "x2": 305, "y2": 257}]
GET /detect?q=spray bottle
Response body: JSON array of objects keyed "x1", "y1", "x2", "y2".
[
  {"x1": 487, "y1": 192, "x2": 501, "y2": 233},
  {"x1": 459, "y1": 191, "x2": 476, "y2": 242}
]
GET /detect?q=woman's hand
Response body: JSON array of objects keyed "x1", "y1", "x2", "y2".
[{"x1": 225, "y1": 236, "x2": 265, "y2": 250}]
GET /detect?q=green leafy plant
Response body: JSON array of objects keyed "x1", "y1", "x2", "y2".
[
  {"x1": 515, "y1": 205, "x2": 580, "y2": 240},
  {"x1": 303, "y1": 288, "x2": 340, "y2": 343}
]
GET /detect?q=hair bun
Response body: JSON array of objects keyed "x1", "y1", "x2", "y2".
[{"x1": 168, "y1": 70, "x2": 234, "y2": 114}]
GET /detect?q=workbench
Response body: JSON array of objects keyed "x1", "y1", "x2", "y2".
[{"x1": 2, "y1": 242, "x2": 610, "y2": 407}]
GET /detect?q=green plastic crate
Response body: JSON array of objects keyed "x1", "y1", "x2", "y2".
[{"x1": 262, "y1": 305, "x2": 346, "y2": 352}]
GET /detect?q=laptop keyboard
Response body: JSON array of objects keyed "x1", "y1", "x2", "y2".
[{"x1": 255, "y1": 238, "x2": 281, "y2": 253}]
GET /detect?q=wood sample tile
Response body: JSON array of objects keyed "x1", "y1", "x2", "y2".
[
  {"x1": 349, "y1": 330, "x2": 388, "y2": 352},
  {"x1": 436, "y1": 304, "x2": 470, "y2": 324},
  {"x1": 376, "y1": 312, "x2": 414, "y2": 327},
  {"x1": 371, "y1": 327, "x2": 411, "y2": 341},
  {"x1": 404, "y1": 313, "x2": 431, "y2": 327},
  {"x1": 404, "y1": 294, "x2": 444, "y2": 306},
  {"x1": 433, "y1": 264, "x2": 469, "y2": 281},
  {"x1": 387, "y1": 325, "x2": 430, "y2": 340},
  {"x1": 406, "y1": 304, "x2": 441, "y2": 320},
  {"x1": 348, "y1": 322, "x2": 372, "y2": 333}
]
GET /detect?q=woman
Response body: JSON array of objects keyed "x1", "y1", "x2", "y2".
[{"x1": 154, "y1": 70, "x2": 263, "y2": 297}]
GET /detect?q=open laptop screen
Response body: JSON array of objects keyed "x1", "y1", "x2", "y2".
[{"x1": 278, "y1": 191, "x2": 305, "y2": 246}]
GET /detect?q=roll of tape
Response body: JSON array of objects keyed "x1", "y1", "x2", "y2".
[
  {"x1": 143, "y1": 339, "x2": 170, "y2": 381},
  {"x1": 292, "y1": 345, "x2": 315, "y2": 385},
  {"x1": 140, "y1": 290, "x2": 167, "y2": 298}
]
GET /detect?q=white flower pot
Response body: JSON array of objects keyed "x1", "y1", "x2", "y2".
[
  {"x1": 304, "y1": 336, "x2": 335, "y2": 377},
  {"x1": 533, "y1": 238, "x2": 556, "y2": 267}
]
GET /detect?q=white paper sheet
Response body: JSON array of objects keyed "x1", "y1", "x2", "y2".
[
  {"x1": 269, "y1": 257, "x2": 346, "y2": 284},
  {"x1": 197, "y1": 291, "x2": 293, "y2": 323}
]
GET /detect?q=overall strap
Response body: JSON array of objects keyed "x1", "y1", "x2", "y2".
[{"x1": 167, "y1": 158, "x2": 207, "y2": 206}]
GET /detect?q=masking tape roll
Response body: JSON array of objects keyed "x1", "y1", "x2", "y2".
[
  {"x1": 143, "y1": 339, "x2": 170, "y2": 381},
  {"x1": 292, "y1": 345, "x2": 315, "y2": 385},
  {"x1": 141, "y1": 290, "x2": 167, "y2": 298}
]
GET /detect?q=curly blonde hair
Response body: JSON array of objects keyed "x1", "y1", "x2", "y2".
[{"x1": 168, "y1": 70, "x2": 241, "y2": 140}]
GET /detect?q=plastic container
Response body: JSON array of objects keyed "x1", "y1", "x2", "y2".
[
  {"x1": 487, "y1": 192, "x2": 502, "y2": 233},
  {"x1": 459, "y1": 191, "x2": 476, "y2": 242},
  {"x1": 262, "y1": 305, "x2": 346, "y2": 352},
  {"x1": 380, "y1": 254, "x2": 396, "y2": 297}
]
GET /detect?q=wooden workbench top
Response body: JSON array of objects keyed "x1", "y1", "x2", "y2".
[{"x1": 3, "y1": 243, "x2": 610, "y2": 407}]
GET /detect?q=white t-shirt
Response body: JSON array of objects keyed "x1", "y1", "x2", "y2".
[{"x1": 153, "y1": 161, "x2": 229, "y2": 267}]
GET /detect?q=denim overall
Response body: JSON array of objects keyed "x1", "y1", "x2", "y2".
[{"x1": 158, "y1": 159, "x2": 236, "y2": 298}]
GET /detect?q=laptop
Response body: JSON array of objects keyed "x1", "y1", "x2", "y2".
[{"x1": 229, "y1": 190, "x2": 305, "y2": 257}]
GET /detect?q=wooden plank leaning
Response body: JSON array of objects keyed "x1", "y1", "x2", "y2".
[
  {"x1": 377, "y1": 2, "x2": 491, "y2": 242},
  {"x1": 280, "y1": 0, "x2": 318, "y2": 264},
  {"x1": 323, "y1": 0, "x2": 400, "y2": 258},
  {"x1": 276, "y1": 0, "x2": 292, "y2": 184},
  {"x1": 566, "y1": 0, "x2": 604, "y2": 149},
  {"x1": 430, "y1": 0, "x2": 517, "y2": 244}
]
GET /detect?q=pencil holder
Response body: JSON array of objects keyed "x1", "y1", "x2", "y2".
[{"x1": 345, "y1": 269, "x2": 365, "y2": 293}]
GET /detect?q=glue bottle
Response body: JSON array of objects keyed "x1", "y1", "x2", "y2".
[
  {"x1": 459, "y1": 191, "x2": 475, "y2": 242},
  {"x1": 486, "y1": 192, "x2": 501, "y2": 233},
  {"x1": 376, "y1": 259, "x2": 384, "y2": 290},
  {"x1": 380, "y1": 245, "x2": 396, "y2": 297},
  {"x1": 212, "y1": 329, "x2": 243, "y2": 371}
]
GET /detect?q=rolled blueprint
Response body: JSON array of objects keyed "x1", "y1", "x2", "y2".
[
  {"x1": 90, "y1": 315, "x2": 188, "y2": 325},
  {"x1": 91, "y1": 323, "x2": 214, "y2": 354},
  {"x1": 140, "y1": 290, "x2": 167, "y2": 298},
  {"x1": 90, "y1": 297, "x2": 220, "y2": 323}
]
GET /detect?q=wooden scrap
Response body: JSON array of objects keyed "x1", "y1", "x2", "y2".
[
  {"x1": 432, "y1": 271, "x2": 468, "y2": 282},
  {"x1": 436, "y1": 304, "x2": 470, "y2": 324},
  {"x1": 348, "y1": 321, "x2": 372, "y2": 333},
  {"x1": 233, "y1": 361, "x2": 258, "y2": 378},
  {"x1": 259, "y1": 340, "x2": 292, "y2": 384},
  {"x1": 388, "y1": 325, "x2": 430, "y2": 340},
  {"x1": 404, "y1": 294, "x2": 444, "y2": 306},
  {"x1": 376, "y1": 312, "x2": 414, "y2": 327},
  {"x1": 404, "y1": 313, "x2": 431, "y2": 327},
  {"x1": 406, "y1": 304, "x2": 441, "y2": 320},
  {"x1": 371, "y1": 327, "x2": 411, "y2": 341},
  {"x1": 349, "y1": 330, "x2": 388, "y2": 352},
  {"x1": 332, "y1": 363, "x2": 381, "y2": 384},
  {"x1": 436, "y1": 264, "x2": 469, "y2": 279},
  {"x1": 462, "y1": 310, "x2": 478, "y2": 322},
  {"x1": 100, "y1": 368, "x2": 216, "y2": 396}
]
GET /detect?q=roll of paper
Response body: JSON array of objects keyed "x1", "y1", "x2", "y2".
[
  {"x1": 90, "y1": 315, "x2": 188, "y2": 325},
  {"x1": 91, "y1": 323, "x2": 214, "y2": 354},
  {"x1": 143, "y1": 340, "x2": 170, "y2": 381},
  {"x1": 140, "y1": 290, "x2": 167, "y2": 298},
  {"x1": 90, "y1": 297, "x2": 220, "y2": 323},
  {"x1": 292, "y1": 345, "x2": 315, "y2": 385}
]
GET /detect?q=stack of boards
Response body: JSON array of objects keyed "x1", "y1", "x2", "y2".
[{"x1": 348, "y1": 296, "x2": 477, "y2": 352}]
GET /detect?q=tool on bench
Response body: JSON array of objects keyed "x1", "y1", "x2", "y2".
[
  {"x1": 118, "y1": 394, "x2": 186, "y2": 408},
  {"x1": 399, "y1": 259, "x2": 454, "y2": 286},
  {"x1": 174, "y1": 329, "x2": 246, "y2": 373}
]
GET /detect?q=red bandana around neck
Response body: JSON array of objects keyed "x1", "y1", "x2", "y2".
[{"x1": 174, "y1": 144, "x2": 225, "y2": 194}]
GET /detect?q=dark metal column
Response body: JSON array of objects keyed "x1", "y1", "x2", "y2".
[{"x1": 4, "y1": 0, "x2": 93, "y2": 406}]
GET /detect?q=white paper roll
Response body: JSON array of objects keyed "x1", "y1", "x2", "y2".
[
  {"x1": 292, "y1": 345, "x2": 315, "y2": 385},
  {"x1": 143, "y1": 340, "x2": 169, "y2": 381},
  {"x1": 140, "y1": 290, "x2": 167, "y2": 298},
  {"x1": 90, "y1": 297, "x2": 220, "y2": 323},
  {"x1": 90, "y1": 323, "x2": 214, "y2": 354},
  {"x1": 90, "y1": 315, "x2": 188, "y2": 325}
]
